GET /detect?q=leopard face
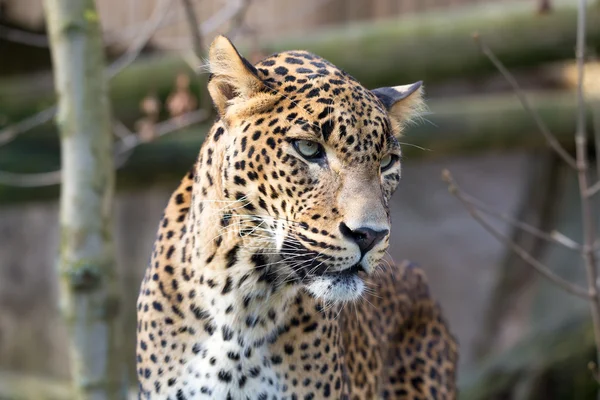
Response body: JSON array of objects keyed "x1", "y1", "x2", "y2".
[{"x1": 206, "y1": 36, "x2": 424, "y2": 303}]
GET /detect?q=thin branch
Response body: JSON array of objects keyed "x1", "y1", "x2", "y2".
[
  {"x1": 108, "y1": 0, "x2": 241, "y2": 49},
  {"x1": 179, "y1": 0, "x2": 204, "y2": 59},
  {"x1": 473, "y1": 33, "x2": 578, "y2": 170},
  {"x1": 456, "y1": 189, "x2": 582, "y2": 251},
  {"x1": 0, "y1": 107, "x2": 57, "y2": 147},
  {"x1": 107, "y1": 0, "x2": 174, "y2": 78},
  {"x1": 442, "y1": 169, "x2": 590, "y2": 300},
  {"x1": 153, "y1": 0, "x2": 247, "y2": 50},
  {"x1": 116, "y1": 109, "x2": 209, "y2": 153},
  {"x1": 0, "y1": 110, "x2": 209, "y2": 187},
  {"x1": 113, "y1": 119, "x2": 134, "y2": 140},
  {"x1": 0, "y1": 0, "x2": 172, "y2": 148},
  {"x1": 589, "y1": 179, "x2": 600, "y2": 197},
  {"x1": 584, "y1": 52, "x2": 600, "y2": 197},
  {"x1": 198, "y1": 0, "x2": 246, "y2": 36},
  {"x1": 102, "y1": 7, "x2": 180, "y2": 46},
  {"x1": 574, "y1": 0, "x2": 600, "y2": 372},
  {"x1": 0, "y1": 0, "x2": 245, "y2": 149},
  {"x1": 591, "y1": 53, "x2": 600, "y2": 182},
  {"x1": 0, "y1": 25, "x2": 49, "y2": 47},
  {"x1": 594, "y1": 98, "x2": 600, "y2": 182},
  {"x1": 226, "y1": 0, "x2": 253, "y2": 39},
  {"x1": 160, "y1": 0, "x2": 337, "y2": 50},
  {"x1": 0, "y1": 169, "x2": 62, "y2": 188},
  {"x1": 179, "y1": 0, "x2": 213, "y2": 114}
]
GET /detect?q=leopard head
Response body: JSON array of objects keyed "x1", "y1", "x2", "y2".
[{"x1": 205, "y1": 36, "x2": 424, "y2": 302}]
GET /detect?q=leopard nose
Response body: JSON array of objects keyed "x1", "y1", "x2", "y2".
[{"x1": 339, "y1": 223, "x2": 389, "y2": 256}]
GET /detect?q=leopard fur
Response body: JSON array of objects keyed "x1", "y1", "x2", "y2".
[{"x1": 136, "y1": 35, "x2": 458, "y2": 400}]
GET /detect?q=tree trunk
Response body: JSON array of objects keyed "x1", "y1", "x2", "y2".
[{"x1": 43, "y1": 0, "x2": 126, "y2": 399}]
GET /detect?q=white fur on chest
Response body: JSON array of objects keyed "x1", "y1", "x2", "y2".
[{"x1": 178, "y1": 337, "x2": 282, "y2": 399}]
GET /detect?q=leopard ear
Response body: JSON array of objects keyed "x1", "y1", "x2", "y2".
[
  {"x1": 207, "y1": 35, "x2": 270, "y2": 117},
  {"x1": 372, "y1": 81, "x2": 425, "y2": 137}
]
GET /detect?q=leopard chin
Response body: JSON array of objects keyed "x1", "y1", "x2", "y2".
[{"x1": 305, "y1": 264, "x2": 365, "y2": 302}]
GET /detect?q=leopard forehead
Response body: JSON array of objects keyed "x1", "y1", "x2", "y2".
[{"x1": 243, "y1": 50, "x2": 397, "y2": 161}]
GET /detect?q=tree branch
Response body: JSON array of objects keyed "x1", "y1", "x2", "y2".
[
  {"x1": 226, "y1": 0, "x2": 253, "y2": 39},
  {"x1": 107, "y1": 0, "x2": 174, "y2": 78},
  {"x1": 473, "y1": 33, "x2": 578, "y2": 170},
  {"x1": 0, "y1": 110, "x2": 209, "y2": 187},
  {"x1": 573, "y1": 0, "x2": 600, "y2": 374},
  {"x1": 452, "y1": 188, "x2": 582, "y2": 251},
  {"x1": 0, "y1": 24, "x2": 49, "y2": 47},
  {"x1": 0, "y1": 106, "x2": 57, "y2": 147},
  {"x1": 442, "y1": 169, "x2": 590, "y2": 300},
  {"x1": 0, "y1": 0, "x2": 172, "y2": 151},
  {"x1": 179, "y1": 0, "x2": 204, "y2": 59}
]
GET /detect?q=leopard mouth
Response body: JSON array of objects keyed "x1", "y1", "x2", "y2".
[{"x1": 323, "y1": 263, "x2": 365, "y2": 278}]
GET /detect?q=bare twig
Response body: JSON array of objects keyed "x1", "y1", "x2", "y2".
[
  {"x1": 584, "y1": 54, "x2": 600, "y2": 197},
  {"x1": 591, "y1": 54, "x2": 600, "y2": 182},
  {"x1": 116, "y1": 109, "x2": 209, "y2": 154},
  {"x1": 0, "y1": 107, "x2": 57, "y2": 147},
  {"x1": 0, "y1": 110, "x2": 209, "y2": 187},
  {"x1": 0, "y1": 0, "x2": 171, "y2": 151},
  {"x1": 442, "y1": 169, "x2": 590, "y2": 300},
  {"x1": 179, "y1": 0, "x2": 204, "y2": 58},
  {"x1": 574, "y1": 0, "x2": 600, "y2": 372},
  {"x1": 590, "y1": 68, "x2": 600, "y2": 196},
  {"x1": 161, "y1": 0, "x2": 248, "y2": 51},
  {"x1": 107, "y1": 0, "x2": 173, "y2": 78},
  {"x1": 0, "y1": 0, "x2": 242, "y2": 150},
  {"x1": 0, "y1": 25, "x2": 49, "y2": 47},
  {"x1": 589, "y1": 179, "x2": 600, "y2": 196},
  {"x1": 595, "y1": 104, "x2": 600, "y2": 176},
  {"x1": 0, "y1": 170, "x2": 62, "y2": 188},
  {"x1": 226, "y1": 0, "x2": 253, "y2": 39},
  {"x1": 113, "y1": 120, "x2": 134, "y2": 140},
  {"x1": 162, "y1": 0, "x2": 338, "y2": 50},
  {"x1": 455, "y1": 189, "x2": 582, "y2": 251},
  {"x1": 102, "y1": 6, "x2": 179, "y2": 46},
  {"x1": 198, "y1": 0, "x2": 247, "y2": 36},
  {"x1": 178, "y1": 0, "x2": 212, "y2": 114},
  {"x1": 473, "y1": 33, "x2": 578, "y2": 170}
]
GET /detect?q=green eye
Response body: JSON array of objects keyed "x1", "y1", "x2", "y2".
[
  {"x1": 293, "y1": 139, "x2": 324, "y2": 160},
  {"x1": 380, "y1": 154, "x2": 397, "y2": 171}
]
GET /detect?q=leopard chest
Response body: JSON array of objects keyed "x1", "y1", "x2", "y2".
[{"x1": 180, "y1": 338, "x2": 283, "y2": 399}]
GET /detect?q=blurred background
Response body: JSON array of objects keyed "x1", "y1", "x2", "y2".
[{"x1": 1, "y1": 0, "x2": 600, "y2": 398}]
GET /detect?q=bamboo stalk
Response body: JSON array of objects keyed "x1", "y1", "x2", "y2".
[{"x1": 43, "y1": 0, "x2": 126, "y2": 398}]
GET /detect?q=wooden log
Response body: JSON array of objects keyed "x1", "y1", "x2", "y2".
[
  {"x1": 1, "y1": 0, "x2": 599, "y2": 127},
  {"x1": 0, "y1": 90, "x2": 596, "y2": 204}
]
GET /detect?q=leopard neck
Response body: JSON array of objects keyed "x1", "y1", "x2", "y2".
[
  {"x1": 180, "y1": 123, "x2": 303, "y2": 341},
  {"x1": 146, "y1": 123, "x2": 350, "y2": 398}
]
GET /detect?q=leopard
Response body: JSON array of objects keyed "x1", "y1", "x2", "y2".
[{"x1": 136, "y1": 35, "x2": 458, "y2": 400}]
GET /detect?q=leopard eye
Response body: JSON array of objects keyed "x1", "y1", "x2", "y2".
[
  {"x1": 292, "y1": 139, "x2": 324, "y2": 160},
  {"x1": 380, "y1": 154, "x2": 398, "y2": 172}
]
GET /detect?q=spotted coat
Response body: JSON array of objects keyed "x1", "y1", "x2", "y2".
[{"x1": 136, "y1": 36, "x2": 458, "y2": 400}]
